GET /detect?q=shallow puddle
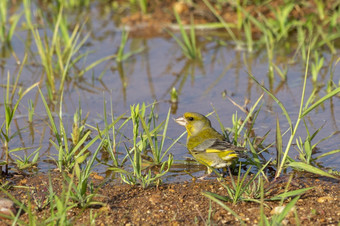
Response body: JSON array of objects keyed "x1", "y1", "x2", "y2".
[{"x1": 0, "y1": 1, "x2": 340, "y2": 182}]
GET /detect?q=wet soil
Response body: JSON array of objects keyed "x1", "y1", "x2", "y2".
[
  {"x1": 1, "y1": 1, "x2": 340, "y2": 225},
  {"x1": 1, "y1": 172, "x2": 339, "y2": 225},
  {"x1": 119, "y1": 0, "x2": 339, "y2": 37}
]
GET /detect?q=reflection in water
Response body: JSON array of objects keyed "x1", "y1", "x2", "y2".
[
  {"x1": 116, "y1": 61, "x2": 127, "y2": 104},
  {"x1": 0, "y1": 2, "x2": 339, "y2": 179}
]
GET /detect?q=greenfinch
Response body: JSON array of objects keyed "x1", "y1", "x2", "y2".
[{"x1": 175, "y1": 112, "x2": 245, "y2": 173}]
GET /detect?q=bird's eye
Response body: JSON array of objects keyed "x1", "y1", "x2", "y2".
[{"x1": 187, "y1": 117, "x2": 194, "y2": 121}]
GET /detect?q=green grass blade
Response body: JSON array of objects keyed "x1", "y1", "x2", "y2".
[
  {"x1": 202, "y1": 0, "x2": 239, "y2": 45},
  {"x1": 248, "y1": 72, "x2": 292, "y2": 130},
  {"x1": 78, "y1": 54, "x2": 115, "y2": 77},
  {"x1": 235, "y1": 93, "x2": 264, "y2": 141},
  {"x1": 162, "y1": 130, "x2": 186, "y2": 161},
  {"x1": 139, "y1": 114, "x2": 156, "y2": 159},
  {"x1": 174, "y1": 10, "x2": 191, "y2": 53},
  {"x1": 301, "y1": 87, "x2": 340, "y2": 118},
  {"x1": 84, "y1": 138, "x2": 105, "y2": 177},
  {"x1": 289, "y1": 162, "x2": 338, "y2": 179},
  {"x1": 203, "y1": 191, "x2": 231, "y2": 202},
  {"x1": 38, "y1": 88, "x2": 61, "y2": 144},
  {"x1": 70, "y1": 130, "x2": 91, "y2": 156},
  {"x1": 269, "y1": 187, "x2": 314, "y2": 200},
  {"x1": 315, "y1": 149, "x2": 340, "y2": 160},
  {"x1": 202, "y1": 192, "x2": 245, "y2": 225},
  {"x1": 276, "y1": 116, "x2": 283, "y2": 169},
  {"x1": 159, "y1": 108, "x2": 171, "y2": 161},
  {"x1": 276, "y1": 196, "x2": 300, "y2": 223}
]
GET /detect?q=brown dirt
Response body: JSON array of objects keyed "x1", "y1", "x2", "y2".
[
  {"x1": 1, "y1": 1, "x2": 340, "y2": 225},
  {"x1": 1, "y1": 172, "x2": 339, "y2": 225},
  {"x1": 118, "y1": 0, "x2": 339, "y2": 37}
]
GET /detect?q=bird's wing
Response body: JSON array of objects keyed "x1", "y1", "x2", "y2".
[
  {"x1": 192, "y1": 139, "x2": 218, "y2": 153},
  {"x1": 192, "y1": 139, "x2": 247, "y2": 157}
]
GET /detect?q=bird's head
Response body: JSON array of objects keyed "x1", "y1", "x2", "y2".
[{"x1": 175, "y1": 112, "x2": 211, "y2": 136}]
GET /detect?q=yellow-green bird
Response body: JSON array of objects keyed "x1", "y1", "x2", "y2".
[{"x1": 175, "y1": 112, "x2": 245, "y2": 174}]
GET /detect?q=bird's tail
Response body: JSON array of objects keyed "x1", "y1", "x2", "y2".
[{"x1": 233, "y1": 146, "x2": 249, "y2": 159}]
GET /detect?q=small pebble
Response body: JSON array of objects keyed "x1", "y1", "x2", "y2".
[
  {"x1": 317, "y1": 196, "x2": 333, "y2": 203},
  {"x1": 149, "y1": 194, "x2": 162, "y2": 205},
  {"x1": 0, "y1": 198, "x2": 16, "y2": 218},
  {"x1": 282, "y1": 219, "x2": 289, "y2": 225},
  {"x1": 173, "y1": 2, "x2": 189, "y2": 14},
  {"x1": 270, "y1": 205, "x2": 296, "y2": 217}
]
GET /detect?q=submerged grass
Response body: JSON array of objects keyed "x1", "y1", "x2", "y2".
[
  {"x1": 39, "y1": 88, "x2": 97, "y2": 172},
  {"x1": 0, "y1": 0, "x2": 339, "y2": 224},
  {"x1": 1, "y1": 0, "x2": 339, "y2": 183},
  {"x1": 109, "y1": 103, "x2": 174, "y2": 188},
  {"x1": 0, "y1": 0, "x2": 22, "y2": 47},
  {"x1": 0, "y1": 56, "x2": 38, "y2": 174},
  {"x1": 248, "y1": 45, "x2": 340, "y2": 179},
  {"x1": 23, "y1": 0, "x2": 114, "y2": 101},
  {"x1": 168, "y1": 9, "x2": 202, "y2": 60}
]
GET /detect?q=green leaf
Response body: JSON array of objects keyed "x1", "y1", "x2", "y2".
[
  {"x1": 202, "y1": 192, "x2": 245, "y2": 225},
  {"x1": 203, "y1": 191, "x2": 231, "y2": 202},
  {"x1": 301, "y1": 87, "x2": 340, "y2": 118},
  {"x1": 270, "y1": 187, "x2": 314, "y2": 200},
  {"x1": 276, "y1": 116, "x2": 282, "y2": 169},
  {"x1": 315, "y1": 149, "x2": 340, "y2": 160},
  {"x1": 39, "y1": 88, "x2": 61, "y2": 144},
  {"x1": 289, "y1": 162, "x2": 338, "y2": 179},
  {"x1": 276, "y1": 196, "x2": 300, "y2": 223},
  {"x1": 108, "y1": 167, "x2": 130, "y2": 175},
  {"x1": 74, "y1": 162, "x2": 81, "y2": 179},
  {"x1": 248, "y1": 72, "x2": 292, "y2": 130},
  {"x1": 75, "y1": 153, "x2": 90, "y2": 164}
]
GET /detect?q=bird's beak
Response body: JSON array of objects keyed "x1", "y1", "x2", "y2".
[{"x1": 174, "y1": 116, "x2": 187, "y2": 126}]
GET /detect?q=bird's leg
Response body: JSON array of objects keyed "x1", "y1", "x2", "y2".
[
  {"x1": 198, "y1": 167, "x2": 226, "y2": 180},
  {"x1": 197, "y1": 166, "x2": 214, "y2": 180},
  {"x1": 221, "y1": 167, "x2": 229, "y2": 177},
  {"x1": 227, "y1": 166, "x2": 232, "y2": 175}
]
